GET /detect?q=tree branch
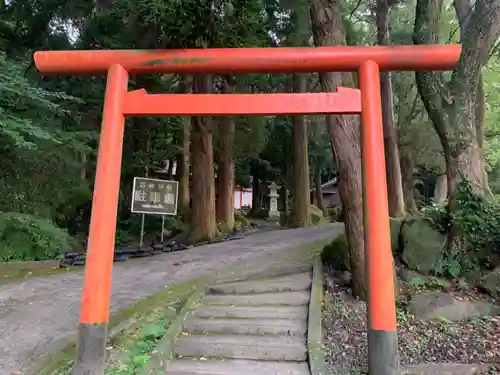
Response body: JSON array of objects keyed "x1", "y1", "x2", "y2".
[{"x1": 412, "y1": 0, "x2": 450, "y2": 144}]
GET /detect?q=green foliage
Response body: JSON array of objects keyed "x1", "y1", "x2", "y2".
[
  {"x1": 0, "y1": 213, "x2": 74, "y2": 261},
  {"x1": 420, "y1": 181, "x2": 500, "y2": 278},
  {"x1": 450, "y1": 182, "x2": 500, "y2": 270},
  {"x1": 0, "y1": 52, "x2": 82, "y2": 150},
  {"x1": 420, "y1": 201, "x2": 451, "y2": 234},
  {"x1": 106, "y1": 302, "x2": 181, "y2": 375}
]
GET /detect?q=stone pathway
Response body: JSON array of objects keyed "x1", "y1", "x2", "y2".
[
  {"x1": 0, "y1": 224, "x2": 340, "y2": 374},
  {"x1": 168, "y1": 272, "x2": 314, "y2": 375}
]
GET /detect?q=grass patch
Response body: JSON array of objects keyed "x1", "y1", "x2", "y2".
[
  {"x1": 105, "y1": 300, "x2": 183, "y2": 375},
  {"x1": 0, "y1": 260, "x2": 77, "y2": 285},
  {"x1": 35, "y1": 279, "x2": 208, "y2": 375},
  {"x1": 0, "y1": 266, "x2": 75, "y2": 285}
]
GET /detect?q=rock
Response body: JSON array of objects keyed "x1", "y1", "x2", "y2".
[
  {"x1": 325, "y1": 271, "x2": 351, "y2": 292},
  {"x1": 309, "y1": 205, "x2": 325, "y2": 224},
  {"x1": 481, "y1": 266, "x2": 500, "y2": 298},
  {"x1": 321, "y1": 233, "x2": 350, "y2": 272},
  {"x1": 234, "y1": 209, "x2": 249, "y2": 227},
  {"x1": 151, "y1": 242, "x2": 165, "y2": 250},
  {"x1": 408, "y1": 291, "x2": 500, "y2": 321},
  {"x1": 400, "y1": 269, "x2": 453, "y2": 290},
  {"x1": 401, "y1": 218, "x2": 446, "y2": 274},
  {"x1": 400, "y1": 268, "x2": 424, "y2": 283}
]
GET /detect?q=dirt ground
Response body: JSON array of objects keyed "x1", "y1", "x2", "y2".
[
  {"x1": 323, "y1": 271, "x2": 500, "y2": 374},
  {"x1": 0, "y1": 224, "x2": 340, "y2": 375}
]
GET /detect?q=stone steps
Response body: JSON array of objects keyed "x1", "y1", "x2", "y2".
[
  {"x1": 167, "y1": 358, "x2": 310, "y2": 375},
  {"x1": 202, "y1": 291, "x2": 310, "y2": 306},
  {"x1": 169, "y1": 270, "x2": 313, "y2": 375},
  {"x1": 183, "y1": 318, "x2": 307, "y2": 336},
  {"x1": 175, "y1": 335, "x2": 308, "y2": 361},
  {"x1": 193, "y1": 306, "x2": 308, "y2": 320},
  {"x1": 206, "y1": 273, "x2": 312, "y2": 295}
]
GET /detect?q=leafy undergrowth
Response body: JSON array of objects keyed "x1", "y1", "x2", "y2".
[
  {"x1": 105, "y1": 300, "x2": 183, "y2": 375},
  {"x1": 323, "y1": 278, "x2": 499, "y2": 374}
]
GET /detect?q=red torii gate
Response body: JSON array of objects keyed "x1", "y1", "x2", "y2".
[{"x1": 34, "y1": 45, "x2": 460, "y2": 375}]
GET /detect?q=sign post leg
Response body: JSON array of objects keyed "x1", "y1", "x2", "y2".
[
  {"x1": 140, "y1": 214, "x2": 145, "y2": 247},
  {"x1": 359, "y1": 60, "x2": 399, "y2": 375},
  {"x1": 73, "y1": 64, "x2": 128, "y2": 375}
]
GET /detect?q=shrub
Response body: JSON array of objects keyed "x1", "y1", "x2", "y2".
[
  {"x1": 421, "y1": 200, "x2": 451, "y2": 234},
  {"x1": 321, "y1": 232, "x2": 350, "y2": 271},
  {"x1": 420, "y1": 181, "x2": 500, "y2": 277},
  {"x1": 0, "y1": 212, "x2": 74, "y2": 261}
]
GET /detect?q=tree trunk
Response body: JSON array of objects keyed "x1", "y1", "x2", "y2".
[
  {"x1": 315, "y1": 168, "x2": 325, "y2": 212},
  {"x1": 413, "y1": 0, "x2": 500, "y2": 205},
  {"x1": 189, "y1": 75, "x2": 217, "y2": 242},
  {"x1": 216, "y1": 79, "x2": 235, "y2": 231},
  {"x1": 249, "y1": 175, "x2": 263, "y2": 216},
  {"x1": 178, "y1": 75, "x2": 192, "y2": 215},
  {"x1": 178, "y1": 116, "x2": 190, "y2": 215},
  {"x1": 291, "y1": 73, "x2": 312, "y2": 227},
  {"x1": 309, "y1": 0, "x2": 367, "y2": 299},
  {"x1": 400, "y1": 150, "x2": 418, "y2": 214},
  {"x1": 376, "y1": 0, "x2": 405, "y2": 217},
  {"x1": 434, "y1": 173, "x2": 447, "y2": 203}
]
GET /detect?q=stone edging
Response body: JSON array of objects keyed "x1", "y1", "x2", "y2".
[
  {"x1": 307, "y1": 254, "x2": 326, "y2": 375},
  {"x1": 143, "y1": 284, "x2": 206, "y2": 375}
]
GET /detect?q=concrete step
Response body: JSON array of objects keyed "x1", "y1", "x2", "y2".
[
  {"x1": 193, "y1": 306, "x2": 308, "y2": 320},
  {"x1": 174, "y1": 335, "x2": 307, "y2": 361},
  {"x1": 183, "y1": 318, "x2": 307, "y2": 336},
  {"x1": 202, "y1": 291, "x2": 310, "y2": 306},
  {"x1": 207, "y1": 273, "x2": 312, "y2": 295},
  {"x1": 167, "y1": 358, "x2": 310, "y2": 375}
]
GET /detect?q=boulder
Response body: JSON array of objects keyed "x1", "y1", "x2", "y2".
[
  {"x1": 481, "y1": 267, "x2": 500, "y2": 298},
  {"x1": 401, "y1": 218, "x2": 446, "y2": 274},
  {"x1": 400, "y1": 268, "x2": 453, "y2": 290},
  {"x1": 321, "y1": 232, "x2": 350, "y2": 272},
  {"x1": 234, "y1": 209, "x2": 249, "y2": 227},
  {"x1": 408, "y1": 291, "x2": 500, "y2": 321},
  {"x1": 309, "y1": 205, "x2": 325, "y2": 225}
]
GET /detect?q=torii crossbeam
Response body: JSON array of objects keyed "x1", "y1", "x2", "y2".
[{"x1": 33, "y1": 44, "x2": 461, "y2": 375}]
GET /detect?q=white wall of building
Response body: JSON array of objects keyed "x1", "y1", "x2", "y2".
[{"x1": 234, "y1": 189, "x2": 253, "y2": 209}]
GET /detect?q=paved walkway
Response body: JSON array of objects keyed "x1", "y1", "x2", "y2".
[
  {"x1": 0, "y1": 224, "x2": 341, "y2": 375},
  {"x1": 169, "y1": 271, "x2": 314, "y2": 375}
]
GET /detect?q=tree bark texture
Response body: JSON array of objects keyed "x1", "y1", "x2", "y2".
[
  {"x1": 413, "y1": 0, "x2": 500, "y2": 205},
  {"x1": 178, "y1": 76, "x2": 191, "y2": 215},
  {"x1": 189, "y1": 75, "x2": 217, "y2": 242},
  {"x1": 376, "y1": 0, "x2": 406, "y2": 217},
  {"x1": 216, "y1": 78, "x2": 235, "y2": 231},
  {"x1": 400, "y1": 150, "x2": 418, "y2": 214},
  {"x1": 309, "y1": 0, "x2": 367, "y2": 299},
  {"x1": 314, "y1": 168, "x2": 325, "y2": 212},
  {"x1": 249, "y1": 176, "x2": 264, "y2": 216},
  {"x1": 434, "y1": 173, "x2": 448, "y2": 203},
  {"x1": 292, "y1": 73, "x2": 312, "y2": 227}
]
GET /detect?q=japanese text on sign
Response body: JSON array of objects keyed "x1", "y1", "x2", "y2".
[{"x1": 131, "y1": 177, "x2": 179, "y2": 215}]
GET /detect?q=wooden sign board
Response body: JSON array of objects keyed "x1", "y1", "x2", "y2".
[{"x1": 131, "y1": 177, "x2": 178, "y2": 215}]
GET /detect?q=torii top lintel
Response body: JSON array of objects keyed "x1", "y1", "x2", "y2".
[{"x1": 34, "y1": 45, "x2": 461, "y2": 76}]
